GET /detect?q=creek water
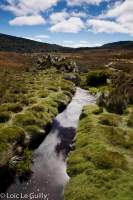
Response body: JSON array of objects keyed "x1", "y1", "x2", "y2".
[{"x1": 5, "y1": 88, "x2": 96, "y2": 200}]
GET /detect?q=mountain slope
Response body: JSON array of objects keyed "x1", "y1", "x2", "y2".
[
  {"x1": 0, "y1": 33, "x2": 133, "y2": 53},
  {"x1": 0, "y1": 33, "x2": 72, "y2": 53},
  {"x1": 102, "y1": 41, "x2": 133, "y2": 49}
]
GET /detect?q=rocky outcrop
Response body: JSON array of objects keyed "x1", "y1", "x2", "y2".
[{"x1": 36, "y1": 55, "x2": 79, "y2": 73}]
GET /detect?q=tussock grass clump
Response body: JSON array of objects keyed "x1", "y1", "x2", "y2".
[
  {"x1": 30, "y1": 104, "x2": 45, "y2": 112},
  {"x1": 25, "y1": 125, "x2": 44, "y2": 137},
  {"x1": 0, "y1": 126, "x2": 25, "y2": 143},
  {"x1": 108, "y1": 127, "x2": 133, "y2": 148},
  {"x1": 0, "y1": 112, "x2": 10, "y2": 123},
  {"x1": 99, "y1": 113, "x2": 121, "y2": 127},
  {"x1": 20, "y1": 96, "x2": 29, "y2": 106},
  {"x1": 7, "y1": 103, "x2": 23, "y2": 113},
  {"x1": 38, "y1": 90, "x2": 50, "y2": 98},
  {"x1": 0, "y1": 103, "x2": 23, "y2": 113},
  {"x1": 127, "y1": 112, "x2": 133, "y2": 127},
  {"x1": 89, "y1": 87, "x2": 99, "y2": 94},
  {"x1": 93, "y1": 149, "x2": 127, "y2": 169},
  {"x1": 13, "y1": 112, "x2": 41, "y2": 127}
]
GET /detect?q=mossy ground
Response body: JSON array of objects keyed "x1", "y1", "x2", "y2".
[
  {"x1": 65, "y1": 104, "x2": 133, "y2": 200},
  {"x1": 0, "y1": 68, "x2": 75, "y2": 173}
]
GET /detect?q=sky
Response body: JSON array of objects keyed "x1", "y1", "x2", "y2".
[{"x1": 0, "y1": 0, "x2": 133, "y2": 47}]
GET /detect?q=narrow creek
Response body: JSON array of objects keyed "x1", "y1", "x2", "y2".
[{"x1": 5, "y1": 87, "x2": 96, "y2": 200}]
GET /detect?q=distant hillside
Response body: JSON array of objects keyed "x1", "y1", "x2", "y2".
[
  {"x1": 102, "y1": 41, "x2": 133, "y2": 49},
  {"x1": 0, "y1": 33, "x2": 133, "y2": 53},
  {"x1": 0, "y1": 33, "x2": 72, "y2": 53}
]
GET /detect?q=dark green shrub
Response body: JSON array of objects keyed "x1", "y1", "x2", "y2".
[
  {"x1": 106, "y1": 93, "x2": 127, "y2": 114},
  {"x1": 87, "y1": 70, "x2": 109, "y2": 86}
]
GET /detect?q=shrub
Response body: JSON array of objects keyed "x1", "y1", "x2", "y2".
[
  {"x1": 87, "y1": 70, "x2": 109, "y2": 86},
  {"x1": 105, "y1": 72, "x2": 133, "y2": 114},
  {"x1": 0, "y1": 112, "x2": 10, "y2": 123},
  {"x1": 106, "y1": 93, "x2": 127, "y2": 114}
]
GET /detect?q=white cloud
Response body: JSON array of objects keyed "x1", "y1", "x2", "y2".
[
  {"x1": 9, "y1": 15, "x2": 46, "y2": 26},
  {"x1": 1, "y1": 0, "x2": 59, "y2": 16},
  {"x1": 49, "y1": 10, "x2": 87, "y2": 33},
  {"x1": 36, "y1": 35, "x2": 50, "y2": 39},
  {"x1": 103, "y1": 0, "x2": 133, "y2": 19},
  {"x1": 95, "y1": 0, "x2": 133, "y2": 35},
  {"x1": 1, "y1": 0, "x2": 59, "y2": 26},
  {"x1": 87, "y1": 19, "x2": 127, "y2": 34},
  {"x1": 67, "y1": 0, "x2": 107, "y2": 6},
  {"x1": 62, "y1": 40, "x2": 102, "y2": 48},
  {"x1": 1, "y1": 0, "x2": 133, "y2": 37},
  {"x1": 50, "y1": 11, "x2": 69, "y2": 24},
  {"x1": 50, "y1": 17, "x2": 85, "y2": 33}
]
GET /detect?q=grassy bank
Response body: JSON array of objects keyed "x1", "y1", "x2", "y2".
[
  {"x1": 0, "y1": 68, "x2": 75, "y2": 175},
  {"x1": 65, "y1": 66, "x2": 133, "y2": 200},
  {"x1": 65, "y1": 103, "x2": 133, "y2": 200}
]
